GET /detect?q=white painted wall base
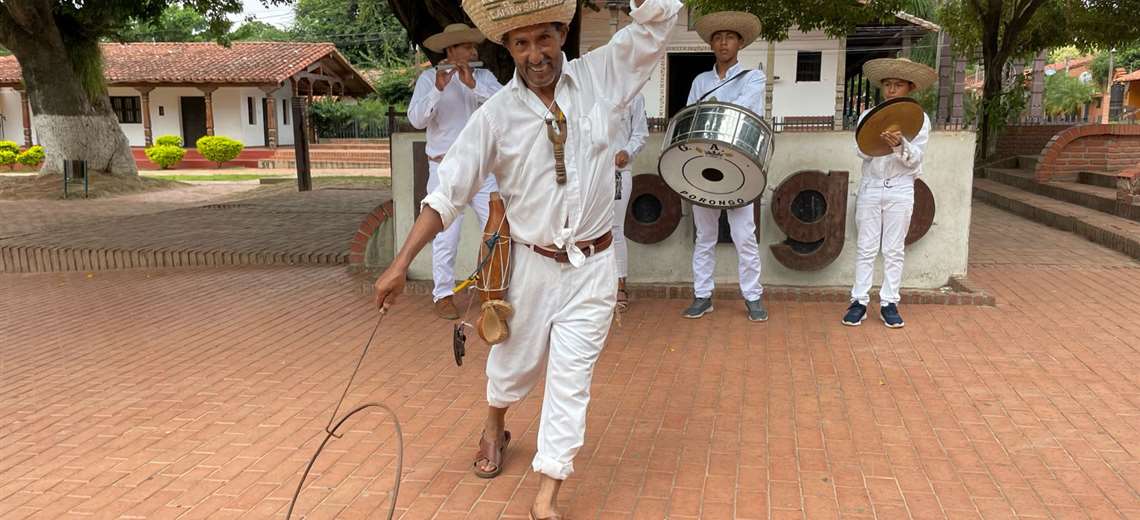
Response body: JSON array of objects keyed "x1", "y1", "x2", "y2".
[{"x1": 392, "y1": 130, "x2": 976, "y2": 291}]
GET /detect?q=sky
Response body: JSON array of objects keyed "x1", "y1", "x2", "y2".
[{"x1": 233, "y1": 0, "x2": 296, "y2": 29}]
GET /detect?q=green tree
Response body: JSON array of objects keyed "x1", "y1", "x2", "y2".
[
  {"x1": 294, "y1": 0, "x2": 409, "y2": 67},
  {"x1": 1044, "y1": 72, "x2": 1097, "y2": 117},
  {"x1": 1090, "y1": 45, "x2": 1140, "y2": 86},
  {"x1": 938, "y1": 0, "x2": 1140, "y2": 158},
  {"x1": 0, "y1": 0, "x2": 265, "y2": 176},
  {"x1": 689, "y1": 0, "x2": 910, "y2": 41},
  {"x1": 118, "y1": 5, "x2": 213, "y2": 42},
  {"x1": 230, "y1": 20, "x2": 291, "y2": 41}
]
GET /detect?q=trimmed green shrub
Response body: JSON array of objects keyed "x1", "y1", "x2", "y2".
[
  {"x1": 155, "y1": 135, "x2": 183, "y2": 147},
  {"x1": 0, "y1": 150, "x2": 16, "y2": 169},
  {"x1": 144, "y1": 145, "x2": 186, "y2": 169},
  {"x1": 195, "y1": 136, "x2": 244, "y2": 167},
  {"x1": 16, "y1": 145, "x2": 44, "y2": 167},
  {"x1": 0, "y1": 140, "x2": 19, "y2": 155}
]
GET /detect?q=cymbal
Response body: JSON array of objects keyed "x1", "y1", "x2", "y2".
[{"x1": 855, "y1": 97, "x2": 925, "y2": 157}]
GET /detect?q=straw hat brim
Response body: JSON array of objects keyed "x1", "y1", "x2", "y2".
[
  {"x1": 461, "y1": 0, "x2": 576, "y2": 45},
  {"x1": 695, "y1": 11, "x2": 761, "y2": 49},
  {"x1": 863, "y1": 58, "x2": 938, "y2": 91},
  {"x1": 423, "y1": 26, "x2": 486, "y2": 54}
]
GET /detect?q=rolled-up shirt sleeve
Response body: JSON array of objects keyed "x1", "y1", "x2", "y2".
[
  {"x1": 421, "y1": 109, "x2": 497, "y2": 229},
  {"x1": 577, "y1": 0, "x2": 683, "y2": 110},
  {"x1": 624, "y1": 95, "x2": 649, "y2": 159}
]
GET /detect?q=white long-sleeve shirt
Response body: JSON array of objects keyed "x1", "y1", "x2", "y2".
[
  {"x1": 855, "y1": 108, "x2": 930, "y2": 182},
  {"x1": 614, "y1": 94, "x2": 649, "y2": 173},
  {"x1": 407, "y1": 67, "x2": 503, "y2": 158},
  {"x1": 686, "y1": 61, "x2": 766, "y2": 116},
  {"x1": 421, "y1": 0, "x2": 682, "y2": 267}
]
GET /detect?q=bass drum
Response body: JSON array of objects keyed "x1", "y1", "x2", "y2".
[{"x1": 657, "y1": 101, "x2": 774, "y2": 209}]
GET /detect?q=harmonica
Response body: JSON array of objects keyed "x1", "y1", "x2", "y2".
[{"x1": 435, "y1": 61, "x2": 484, "y2": 71}]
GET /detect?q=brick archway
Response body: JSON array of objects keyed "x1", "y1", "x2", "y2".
[
  {"x1": 1035, "y1": 124, "x2": 1140, "y2": 182},
  {"x1": 349, "y1": 200, "x2": 394, "y2": 268}
]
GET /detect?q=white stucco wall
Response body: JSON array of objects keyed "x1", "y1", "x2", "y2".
[
  {"x1": 0, "y1": 88, "x2": 37, "y2": 144},
  {"x1": 392, "y1": 130, "x2": 976, "y2": 290},
  {"x1": 103, "y1": 85, "x2": 294, "y2": 148}
]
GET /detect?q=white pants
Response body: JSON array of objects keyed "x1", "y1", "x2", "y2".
[
  {"x1": 612, "y1": 170, "x2": 633, "y2": 278},
  {"x1": 691, "y1": 204, "x2": 763, "y2": 301},
  {"x1": 851, "y1": 179, "x2": 914, "y2": 306},
  {"x1": 485, "y1": 245, "x2": 616, "y2": 480},
  {"x1": 427, "y1": 161, "x2": 494, "y2": 302}
]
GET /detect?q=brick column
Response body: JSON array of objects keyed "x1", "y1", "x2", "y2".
[
  {"x1": 137, "y1": 86, "x2": 155, "y2": 146},
  {"x1": 937, "y1": 33, "x2": 954, "y2": 124},
  {"x1": 1029, "y1": 50, "x2": 1047, "y2": 120},
  {"x1": 834, "y1": 37, "x2": 846, "y2": 130}
]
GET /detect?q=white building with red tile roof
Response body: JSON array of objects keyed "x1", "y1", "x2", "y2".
[{"x1": 0, "y1": 42, "x2": 373, "y2": 148}]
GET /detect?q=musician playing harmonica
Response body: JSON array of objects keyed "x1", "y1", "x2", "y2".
[
  {"x1": 681, "y1": 11, "x2": 768, "y2": 322},
  {"x1": 407, "y1": 23, "x2": 504, "y2": 320}
]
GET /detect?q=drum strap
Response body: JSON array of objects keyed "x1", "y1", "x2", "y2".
[{"x1": 698, "y1": 69, "x2": 753, "y2": 103}]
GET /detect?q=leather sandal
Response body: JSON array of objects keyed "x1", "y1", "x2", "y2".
[{"x1": 472, "y1": 429, "x2": 511, "y2": 478}]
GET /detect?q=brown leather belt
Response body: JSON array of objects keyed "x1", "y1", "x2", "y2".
[
  {"x1": 526, "y1": 231, "x2": 613, "y2": 264},
  {"x1": 428, "y1": 154, "x2": 445, "y2": 163}
]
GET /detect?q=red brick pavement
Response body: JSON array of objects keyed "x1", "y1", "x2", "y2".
[{"x1": 2, "y1": 204, "x2": 1140, "y2": 519}]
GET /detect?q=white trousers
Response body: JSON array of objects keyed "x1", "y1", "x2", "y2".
[
  {"x1": 485, "y1": 245, "x2": 616, "y2": 480},
  {"x1": 851, "y1": 179, "x2": 914, "y2": 306},
  {"x1": 691, "y1": 204, "x2": 763, "y2": 301},
  {"x1": 427, "y1": 161, "x2": 493, "y2": 302},
  {"x1": 612, "y1": 170, "x2": 633, "y2": 279}
]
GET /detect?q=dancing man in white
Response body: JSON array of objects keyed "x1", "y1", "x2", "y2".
[{"x1": 374, "y1": 0, "x2": 682, "y2": 517}]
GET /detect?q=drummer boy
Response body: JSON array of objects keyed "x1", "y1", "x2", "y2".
[
  {"x1": 682, "y1": 10, "x2": 769, "y2": 322},
  {"x1": 841, "y1": 58, "x2": 935, "y2": 329}
]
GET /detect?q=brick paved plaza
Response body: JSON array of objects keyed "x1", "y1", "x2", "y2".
[{"x1": 3, "y1": 202, "x2": 1140, "y2": 519}]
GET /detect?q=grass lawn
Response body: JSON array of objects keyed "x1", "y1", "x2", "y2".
[{"x1": 145, "y1": 173, "x2": 275, "y2": 182}]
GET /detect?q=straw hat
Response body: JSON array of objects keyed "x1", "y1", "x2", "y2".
[
  {"x1": 461, "y1": 0, "x2": 577, "y2": 45},
  {"x1": 863, "y1": 58, "x2": 938, "y2": 91},
  {"x1": 423, "y1": 23, "x2": 486, "y2": 53},
  {"x1": 694, "y1": 11, "x2": 761, "y2": 49}
]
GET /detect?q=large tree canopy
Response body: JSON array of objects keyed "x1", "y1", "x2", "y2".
[
  {"x1": 688, "y1": 0, "x2": 911, "y2": 41},
  {"x1": 0, "y1": 0, "x2": 270, "y2": 175},
  {"x1": 294, "y1": 0, "x2": 409, "y2": 67},
  {"x1": 938, "y1": 0, "x2": 1140, "y2": 157}
]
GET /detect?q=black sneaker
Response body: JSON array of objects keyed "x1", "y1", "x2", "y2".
[
  {"x1": 842, "y1": 301, "x2": 867, "y2": 326},
  {"x1": 880, "y1": 303, "x2": 905, "y2": 328}
]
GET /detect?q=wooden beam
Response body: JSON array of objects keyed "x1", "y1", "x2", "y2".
[
  {"x1": 199, "y1": 86, "x2": 217, "y2": 136},
  {"x1": 136, "y1": 86, "x2": 155, "y2": 147},
  {"x1": 18, "y1": 88, "x2": 31, "y2": 147}
]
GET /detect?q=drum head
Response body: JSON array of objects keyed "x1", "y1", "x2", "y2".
[{"x1": 658, "y1": 140, "x2": 767, "y2": 209}]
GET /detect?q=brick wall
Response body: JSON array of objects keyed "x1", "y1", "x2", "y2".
[
  {"x1": 1035, "y1": 124, "x2": 1140, "y2": 181},
  {"x1": 995, "y1": 124, "x2": 1071, "y2": 159}
]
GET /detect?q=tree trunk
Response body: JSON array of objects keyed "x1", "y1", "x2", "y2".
[
  {"x1": 0, "y1": 6, "x2": 137, "y2": 176},
  {"x1": 980, "y1": 59, "x2": 1005, "y2": 160}
]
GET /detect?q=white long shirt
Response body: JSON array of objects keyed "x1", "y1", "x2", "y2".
[
  {"x1": 855, "y1": 108, "x2": 931, "y2": 182},
  {"x1": 407, "y1": 67, "x2": 503, "y2": 158},
  {"x1": 686, "y1": 62, "x2": 766, "y2": 116},
  {"x1": 421, "y1": 0, "x2": 682, "y2": 267},
  {"x1": 614, "y1": 94, "x2": 649, "y2": 173}
]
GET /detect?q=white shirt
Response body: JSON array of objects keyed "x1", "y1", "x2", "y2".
[
  {"x1": 614, "y1": 94, "x2": 649, "y2": 173},
  {"x1": 855, "y1": 109, "x2": 930, "y2": 182},
  {"x1": 686, "y1": 62, "x2": 766, "y2": 116},
  {"x1": 421, "y1": 0, "x2": 682, "y2": 267},
  {"x1": 407, "y1": 67, "x2": 503, "y2": 158}
]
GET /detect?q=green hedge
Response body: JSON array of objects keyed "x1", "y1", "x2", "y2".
[
  {"x1": 0, "y1": 149, "x2": 16, "y2": 169},
  {"x1": 16, "y1": 145, "x2": 44, "y2": 167},
  {"x1": 195, "y1": 136, "x2": 244, "y2": 167},
  {"x1": 144, "y1": 145, "x2": 186, "y2": 169},
  {"x1": 0, "y1": 141, "x2": 19, "y2": 155},
  {"x1": 155, "y1": 135, "x2": 183, "y2": 147}
]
